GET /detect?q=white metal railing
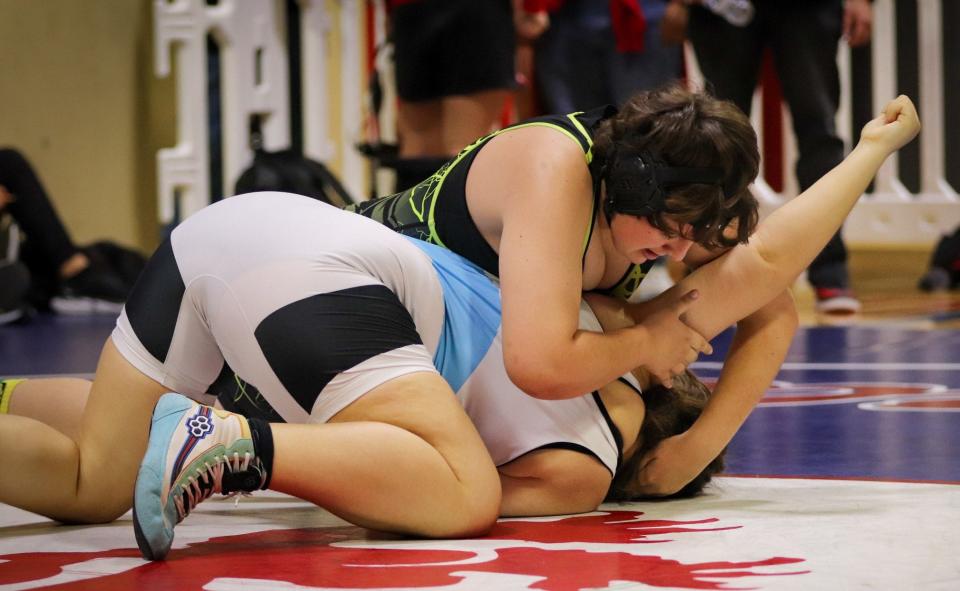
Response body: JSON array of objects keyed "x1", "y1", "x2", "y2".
[
  {"x1": 155, "y1": 0, "x2": 957, "y2": 244},
  {"x1": 299, "y1": 0, "x2": 368, "y2": 200},
  {"x1": 848, "y1": 0, "x2": 958, "y2": 245},
  {"x1": 687, "y1": 0, "x2": 958, "y2": 245},
  {"x1": 154, "y1": 0, "x2": 292, "y2": 225}
]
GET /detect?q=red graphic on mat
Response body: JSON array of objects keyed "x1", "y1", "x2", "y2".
[
  {"x1": 490, "y1": 510, "x2": 738, "y2": 544},
  {"x1": 0, "y1": 512, "x2": 807, "y2": 590}
]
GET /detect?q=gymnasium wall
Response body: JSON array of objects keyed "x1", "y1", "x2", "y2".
[{"x1": 0, "y1": 0, "x2": 176, "y2": 252}]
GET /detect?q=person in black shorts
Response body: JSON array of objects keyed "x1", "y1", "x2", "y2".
[
  {"x1": 687, "y1": 0, "x2": 873, "y2": 314},
  {"x1": 388, "y1": 0, "x2": 547, "y2": 189}
]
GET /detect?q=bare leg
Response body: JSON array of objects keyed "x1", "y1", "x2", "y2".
[
  {"x1": 272, "y1": 372, "x2": 501, "y2": 537},
  {"x1": 0, "y1": 339, "x2": 167, "y2": 522},
  {"x1": 397, "y1": 99, "x2": 446, "y2": 158},
  {"x1": 397, "y1": 90, "x2": 508, "y2": 159},
  {"x1": 440, "y1": 90, "x2": 509, "y2": 155},
  {"x1": 513, "y1": 44, "x2": 538, "y2": 121},
  {"x1": 7, "y1": 378, "x2": 91, "y2": 439}
]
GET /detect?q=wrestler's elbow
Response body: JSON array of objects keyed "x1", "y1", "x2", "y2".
[
  {"x1": 770, "y1": 291, "x2": 800, "y2": 336},
  {"x1": 741, "y1": 290, "x2": 799, "y2": 337},
  {"x1": 749, "y1": 231, "x2": 787, "y2": 274},
  {"x1": 503, "y1": 347, "x2": 573, "y2": 400}
]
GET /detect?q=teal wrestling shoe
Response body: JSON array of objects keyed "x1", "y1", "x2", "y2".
[{"x1": 134, "y1": 393, "x2": 268, "y2": 560}]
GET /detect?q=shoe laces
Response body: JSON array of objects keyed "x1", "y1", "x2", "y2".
[{"x1": 173, "y1": 450, "x2": 264, "y2": 522}]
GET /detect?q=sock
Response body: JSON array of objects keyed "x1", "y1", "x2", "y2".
[
  {"x1": 0, "y1": 378, "x2": 26, "y2": 414},
  {"x1": 247, "y1": 417, "x2": 275, "y2": 490}
]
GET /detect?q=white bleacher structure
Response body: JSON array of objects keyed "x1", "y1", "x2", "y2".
[{"x1": 154, "y1": 0, "x2": 958, "y2": 245}]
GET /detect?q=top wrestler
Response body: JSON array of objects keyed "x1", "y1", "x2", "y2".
[{"x1": 350, "y1": 83, "x2": 780, "y2": 494}]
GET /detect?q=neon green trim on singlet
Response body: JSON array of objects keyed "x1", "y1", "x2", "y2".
[
  {"x1": 564, "y1": 112, "x2": 598, "y2": 258},
  {"x1": 565, "y1": 113, "x2": 594, "y2": 164},
  {"x1": 409, "y1": 191, "x2": 425, "y2": 223},
  {"x1": 424, "y1": 134, "x2": 493, "y2": 248},
  {"x1": 505, "y1": 121, "x2": 587, "y2": 151},
  {"x1": 357, "y1": 107, "x2": 647, "y2": 300},
  {"x1": 607, "y1": 265, "x2": 648, "y2": 301},
  {"x1": 0, "y1": 378, "x2": 26, "y2": 415},
  {"x1": 418, "y1": 120, "x2": 598, "y2": 253}
]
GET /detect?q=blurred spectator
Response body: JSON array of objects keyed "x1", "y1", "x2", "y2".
[
  {"x1": 388, "y1": 0, "x2": 547, "y2": 190},
  {"x1": 533, "y1": 0, "x2": 687, "y2": 114},
  {"x1": 0, "y1": 148, "x2": 137, "y2": 320},
  {"x1": 687, "y1": 0, "x2": 872, "y2": 314},
  {"x1": 529, "y1": 0, "x2": 689, "y2": 300},
  {"x1": 918, "y1": 227, "x2": 960, "y2": 292}
]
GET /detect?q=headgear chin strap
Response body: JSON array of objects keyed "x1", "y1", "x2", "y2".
[{"x1": 601, "y1": 150, "x2": 727, "y2": 219}]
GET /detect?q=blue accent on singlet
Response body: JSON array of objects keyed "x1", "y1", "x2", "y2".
[{"x1": 403, "y1": 236, "x2": 502, "y2": 392}]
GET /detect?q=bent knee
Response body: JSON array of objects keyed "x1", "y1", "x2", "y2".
[
  {"x1": 51, "y1": 494, "x2": 132, "y2": 525},
  {"x1": 84, "y1": 502, "x2": 131, "y2": 524},
  {"x1": 51, "y1": 509, "x2": 128, "y2": 526},
  {"x1": 433, "y1": 486, "x2": 501, "y2": 538},
  {"x1": 433, "y1": 505, "x2": 499, "y2": 539}
]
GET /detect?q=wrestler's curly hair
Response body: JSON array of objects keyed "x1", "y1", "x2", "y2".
[
  {"x1": 606, "y1": 370, "x2": 726, "y2": 501},
  {"x1": 592, "y1": 82, "x2": 760, "y2": 249}
]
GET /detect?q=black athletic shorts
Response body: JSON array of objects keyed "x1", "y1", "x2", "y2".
[{"x1": 391, "y1": 0, "x2": 516, "y2": 101}]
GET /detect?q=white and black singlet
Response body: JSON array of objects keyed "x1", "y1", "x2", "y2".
[
  {"x1": 113, "y1": 192, "x2": 634, "y2": 474},
  {"x1": 113, "y1": 192, "x2": 444, "y2": 423}
]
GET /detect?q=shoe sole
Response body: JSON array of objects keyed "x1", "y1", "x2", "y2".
[
  {"x1": 815, "y1": 296, "x2": 862, "y2": 315},
  {"x1": 50, "y1": 296, "x2": 124, "y2": 315},
  {"x1": 133, "y1": 393, "x2": 196, "y2": 561},
  {"x1": 0, "y1": 308, "x2": 23, "y2": 325}
]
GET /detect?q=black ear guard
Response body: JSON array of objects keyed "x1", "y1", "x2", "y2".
[{"x1": 602, "y1": 151, "x2": 727, "y2": 218}]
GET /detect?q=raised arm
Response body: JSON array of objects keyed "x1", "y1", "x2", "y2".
[
  {"x1": 615, "y1": 96, "x2": 920, "y2": 494},
  {"x1": 668, "y1": 96, "x2": 919, "y2": 338}
]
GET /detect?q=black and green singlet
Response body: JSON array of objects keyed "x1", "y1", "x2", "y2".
[{"x1": 349, "y1": 107, "x2": 654, "y2": 301}]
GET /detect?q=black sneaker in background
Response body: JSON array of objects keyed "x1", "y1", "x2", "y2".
[{"x1": 50, "y1": 263, "x2": 129, "y2": 315}]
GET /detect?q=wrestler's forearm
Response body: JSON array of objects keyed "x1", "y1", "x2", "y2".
[
  {"x1": 504, "y1": 318, "x2": 666, "y2": 399},
  {"x1": 687, "y1": 292, "x2": 797, "y2": 453},
  {"x1": 750, "y1": 142, "x2": 887, "y2": 278},
  {"x1": 624, "y1": 143, "x2": 890, "y2": 340},
  {"x1": 754, "y1": 96, "x2": 919, "y2": 274}
]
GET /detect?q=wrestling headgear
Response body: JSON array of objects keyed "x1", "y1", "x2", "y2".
[{"x1": 600, "y1": 150, "x2": 729, "y2": 219}]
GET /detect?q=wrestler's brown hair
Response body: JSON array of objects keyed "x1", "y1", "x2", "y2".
[
  {"x1": 606, "y1": 370, "x2": 726, "y2": 501},
  {"x1": 592, "y1": 82, "x2": 760, "y2": 249}
]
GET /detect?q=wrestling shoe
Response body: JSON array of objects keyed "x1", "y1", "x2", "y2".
[{"x1": 134, "y1": 393, "x2": 268, "y2": 560}]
